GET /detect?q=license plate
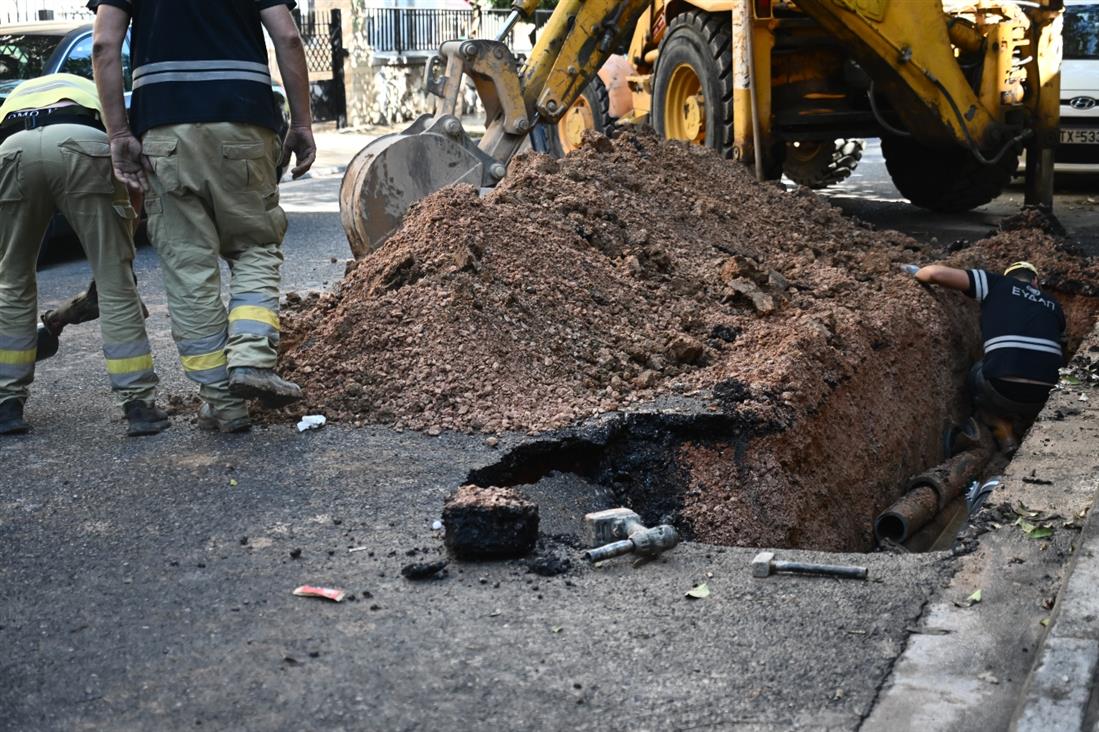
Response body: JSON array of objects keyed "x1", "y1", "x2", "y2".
[{"x1": 1060, "y1": 128, "x2": 1099, "y2": 145}]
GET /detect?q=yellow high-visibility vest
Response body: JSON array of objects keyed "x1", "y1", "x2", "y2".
[{"x1": 0, "y1": 73, "x2": 104, "y2": 124}]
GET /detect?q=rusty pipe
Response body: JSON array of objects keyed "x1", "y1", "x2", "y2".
[{"x1": 875, "y1": 445, "x2": 993, "y2": 544}]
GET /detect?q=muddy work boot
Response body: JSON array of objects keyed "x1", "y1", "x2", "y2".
[
  {"x1": 988, "y1": 417, "x2": 1019, "y2": 455},
  {"x1": 123, "y1": 401, "x2": 170, "y2": 437},
  {"x1": 228, "y1": 367, "x2": 302, "y2": 408},
  {"x1": 0, "y1": 399, "x2": 29, "y2": 435},
  {"x1": 196, "y1": 402, "x2": 252, "y2": 434}
]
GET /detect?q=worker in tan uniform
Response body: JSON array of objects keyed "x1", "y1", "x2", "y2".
[
  {"x1": 90, "y1": 0, "x2": 316, "y2": 433},
  {"x1": 0, "y1": 73, "x2": 168, "y2": 436}
]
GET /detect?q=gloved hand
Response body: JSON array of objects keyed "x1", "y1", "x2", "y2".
[{"x1": 900, "y1": 264, "x2": 920, "y2": 277}]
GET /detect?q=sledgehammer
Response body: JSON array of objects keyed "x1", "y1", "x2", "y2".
[{"x1": 750, "y1": 551, "x2": 868, "y2": 580}]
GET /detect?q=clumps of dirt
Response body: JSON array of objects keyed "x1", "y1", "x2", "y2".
[
  {"x1": 277, "y1": 129, "x2": 935, "y2": 433},
  {"x1": 442, "y1": 485, "x2": 539, "y2": 559}
]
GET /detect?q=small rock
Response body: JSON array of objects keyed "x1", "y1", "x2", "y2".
[
  {"x1": 401, "y1": 560, "x2": 449, "y2": 580},
  {"x1": 453, "y1": 246, "x2": 481, "y2": 273},
  {"x1": 709, "y1": 324, "x2": 738, "y2": 343},
  {"x1": 724, "y1": 278, "x2": 776, "y2": 314},
  {"x1": 719, "y1": 255, "x2": 767, "y2": 285},
  {"x1": 666, "y1": 334, "x2": 704, "y2": 365},
  {"x1": 581, "y1": 130, "x2": 614, "y2": 153},
  {"x1": 485, "y1": 436, "x2": 499, "y2": 448},
  {"x1": 289, "y1": 548, "x2": 302, "y2": 559},
  {"x1": 767, "y1": 269, "x2": 789, "y2": 290}
]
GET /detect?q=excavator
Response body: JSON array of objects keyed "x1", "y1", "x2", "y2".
[{"x1": 339, "y1": 0, "x2": 1064, "y2": 258}]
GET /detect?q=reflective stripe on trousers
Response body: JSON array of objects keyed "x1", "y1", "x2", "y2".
[
  {"x1": 103, "y1": 337, "x2": 155, "y2": 389},
  {"x1": 228, "y1": 293, "x2": 279, "y2": 341},
  {"x1": 177, "y1": 331, "x2": 228, "y2": 385},
  {"x1": 0, "y1": 332, "x2": 36, "y2": 379}
]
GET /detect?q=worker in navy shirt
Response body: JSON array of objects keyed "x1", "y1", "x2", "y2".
[
  {"x1": 89, "y1": 0, "x2": 316, "y2": 433},
  {"x1": 913, "y1": 260, "x2": 1066, "y2": 453}
]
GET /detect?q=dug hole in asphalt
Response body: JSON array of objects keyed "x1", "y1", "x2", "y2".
[{"x1": 2, "y1": 137, "x2": 1098, "y2": 731}]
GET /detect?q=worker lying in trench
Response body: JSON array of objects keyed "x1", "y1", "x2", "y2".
[{"x1": 908, "y1": 260, "x2": 1066, "y2": 454}]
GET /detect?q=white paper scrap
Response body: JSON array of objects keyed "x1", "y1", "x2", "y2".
[{"x1": 297, "y1": 415, "x2": 327, "y2": 432}]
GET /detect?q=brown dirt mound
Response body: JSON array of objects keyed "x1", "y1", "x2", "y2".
[{"x1": 276, "y1": 130, "x2": 1094, "y2": 437}]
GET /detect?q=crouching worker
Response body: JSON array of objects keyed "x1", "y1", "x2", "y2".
[
  {"x1": 0, "y1": 73, "x2": 169, "y2": 436},
  {"x1": 911, "y1": 260, "x2": 1066, "y2": 453}
]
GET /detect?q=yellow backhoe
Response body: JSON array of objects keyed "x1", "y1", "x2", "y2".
[{"x1": 340, "y1": 0, "x2": 1063, "y2": 258}]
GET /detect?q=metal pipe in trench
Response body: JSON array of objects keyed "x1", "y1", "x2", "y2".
[{"x1": 875, "y1": 446, "x2": 994, "y2": 544}]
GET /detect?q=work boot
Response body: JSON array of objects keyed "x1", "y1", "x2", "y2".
[
  {"x1": 944, "y1": 416, "x2": 985, "y2": 457},
  {"x1": 228, "y1": 367, "x2": 302, "y2": 408},
  {"x1": 196, "y1": 402, "x2": 252, "y2": 434},
  {"x1": 35, "y1": 323, "x2": 60, "y2": 362},
  {"x1": 0, "y1": 399, "x2": 29, "y2": 435},
  {"x1": 123, "y1": 401, "x2": 170, "y2": 437},
  {"x1": 986, "y1": 415, "x2": 1019, "y2": 455}
]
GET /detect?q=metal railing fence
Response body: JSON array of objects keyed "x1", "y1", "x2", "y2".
[{"x1": 360, "y1": 8, "x2": 528, "y2": 55}]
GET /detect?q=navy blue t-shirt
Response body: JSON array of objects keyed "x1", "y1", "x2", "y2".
[
  {"x1": 87, "y1": 0, "x2": 294, "y2": 136},
  {"x1": 966, "y1": 269, "x2": 1066, "y2": 385}
]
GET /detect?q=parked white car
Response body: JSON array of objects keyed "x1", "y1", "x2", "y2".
[{"x1": 1059, "y1": 0, "x2": 1099, "y2": 172}]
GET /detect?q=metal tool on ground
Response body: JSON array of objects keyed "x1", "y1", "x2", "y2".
[
  {"x1": 750, "y1": 551, "x2": 868, "y2": 580},
  {"x1": 582, "y1": 508, "x2": 679, "y2": 563}
]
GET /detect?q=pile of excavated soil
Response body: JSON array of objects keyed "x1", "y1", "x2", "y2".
[
  {"x1": 275, "y1": 130, "x2": 1099, "y2": 550},
  {"x1": 279, "y1": 130, "x2": 947, "y2": 433}
]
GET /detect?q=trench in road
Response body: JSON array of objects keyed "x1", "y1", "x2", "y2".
[{"x1": 469, "y1": 292, "x2": 1099, "y2": 553}]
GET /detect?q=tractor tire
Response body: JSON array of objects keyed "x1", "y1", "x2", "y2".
[
  {"x1": 651, "y1": 10, "x2": 734, "y2": 157},
  {"x1": 881, "y1": 136, "x2": 1019, "y2": 212},
  {"x1": 783, "y1": 139, "x2": 863, "y2": 189},
  {"x1": 543, "y1": 76, "x2": 612, "y2": 158}
]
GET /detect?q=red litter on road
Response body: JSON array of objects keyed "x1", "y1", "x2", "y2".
[{"x1": 292, "y1": 585, "x2": 346, "y2": 602}]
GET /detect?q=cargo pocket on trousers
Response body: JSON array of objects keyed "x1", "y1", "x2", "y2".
[
  {"x1": 222, "y1": 141, "x2": 273, "y2": 192},
  {"x1": 0, "y1": 149, "x2": 23, "y2": 203},
  {"x1": 59, "y1": 139, "x2": 116, "y2": 196},
  {"x1": 113, "y1": 203, "x2": 140, "y2": 240},
  {"x1": 142, "y1": 138, "x2": 180, "y2": 196}
]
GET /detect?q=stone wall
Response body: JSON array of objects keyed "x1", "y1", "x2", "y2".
[{"x1": 345, "y1": 29, "x2": 437, "y2": 127}]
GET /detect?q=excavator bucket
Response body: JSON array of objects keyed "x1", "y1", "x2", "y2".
[{"x1": 338, "y1": 116, "x2": 493, "y2": 259}]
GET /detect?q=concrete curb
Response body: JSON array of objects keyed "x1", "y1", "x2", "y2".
[
  {"x1": 864, "y1": 320, "x2": 1099, "y2": 731},
  {"x1": 1011, "y1": 495, "x2": 1099, "y2": 731}
]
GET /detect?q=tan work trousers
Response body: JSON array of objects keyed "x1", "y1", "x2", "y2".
[
  {"x1": 0, "y1": 124, "x2": 156, "y2": 405},
  {"x1": 141, "y1": 123, "x2": 287, "y2": 419}
]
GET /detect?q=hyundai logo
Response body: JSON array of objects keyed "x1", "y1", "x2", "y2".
[{"x1": 1069, "y1": 96, "x2": 1097, "y2": 111}]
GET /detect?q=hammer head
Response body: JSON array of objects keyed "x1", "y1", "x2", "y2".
[{"x1": 751, "y1": 551, "x2": 775, "y2": 577}]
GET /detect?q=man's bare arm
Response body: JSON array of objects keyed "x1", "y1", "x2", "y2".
[
  {"x1": 91, "y1": 5, "x2": 150, "y2": 193},
  {"x1": 915, "y1": 264, "x2": 970, "y2": 291},
  {"x1": 261, "y1": 5, "x2": 316, "y2": 179}
]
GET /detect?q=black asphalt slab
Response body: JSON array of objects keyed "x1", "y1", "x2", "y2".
[{"x1": 3, "y1": 162, "x2": 1087, "y2": 730}]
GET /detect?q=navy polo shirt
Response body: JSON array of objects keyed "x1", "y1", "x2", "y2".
[
  {"x1": 966, "y1": 269, "x2": 1067, "y2": 385},
  {"x1": 87, "y1": 0, "x2": 294, "y2": 136}
]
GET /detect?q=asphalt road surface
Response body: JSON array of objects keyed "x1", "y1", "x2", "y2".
[{"x1": 0, "y1": 150, "x2": 1094, "y2": 731}]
